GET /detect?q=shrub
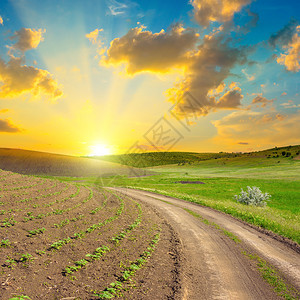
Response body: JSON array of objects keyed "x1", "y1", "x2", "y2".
[{"x1": 234, "y1": 186, "x2": 271, "y2": 207}]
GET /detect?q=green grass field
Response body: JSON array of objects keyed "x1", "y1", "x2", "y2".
[{"x1": 40, "y1": 146, "x2": 300, "y2": 245}]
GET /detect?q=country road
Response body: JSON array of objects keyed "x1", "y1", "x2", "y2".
[{"x1": 110, "y1": 187, "x2": 300, "y2": 300}]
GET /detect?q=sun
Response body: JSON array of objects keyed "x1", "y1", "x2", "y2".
[{"x1": 89, "y1": 144, "x2": 112, "y2": 156}]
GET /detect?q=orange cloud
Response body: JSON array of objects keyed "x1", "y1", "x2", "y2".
[
  {"x1": 0, "y1": 118, "x2": 22, "y2": 133},
  {"x1": 212, "y1": 110, "x2": 300, "y2": 146},
  {"x1": 277, "y1": 27, "x2": 300, "y2": 72},
  {"x1": 167, "y1": 34, "x2": 247, "y2": 117},
  {"x1": 86, "y1": 28, "x2": 103, "y2": 44},
  {"x1": 10, "y1": 28, "x2": 45, "y2": 52},
  {"x1": 251, "y1": 95, "x2": 274, "y2": 107},
  {"x1": 0, "y1": 56, "x2": 63, "y2": 99},
  {"x1": 216, "y1": 87, "x2": 243, "y2": 109},
  {"x1": 191, "y1": 0, "x2": 251, "y2": 27},
  {"x1": 0, "y1": 16, "x2": 3, "y2": 26},
  {"x1": 101, "y1": 25, "x2": 247, "y2": 118},
  {"x1": 101, "y1": 24, "x2": 199, "y2": 74}
]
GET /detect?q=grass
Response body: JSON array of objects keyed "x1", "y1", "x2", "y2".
[
  {"x1": 243, "y1": 252, "x2": 299, "y2": 299},
  {"x1": 13, "y1": 145, "x2": 299, "y2": 244},
  {"x1": 73, "y1": 153, "x2": 300, "y2": 245},
  {"x1": 160, "y1": 196, "x2": 299, "y2": 299},
  {"x1": 90, "y1": 145, "x2": 300, "y2": 168}
]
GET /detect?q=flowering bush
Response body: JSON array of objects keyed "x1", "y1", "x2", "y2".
[{"x1": 234, "y1": 186, "x2": 271, "y2": 207}]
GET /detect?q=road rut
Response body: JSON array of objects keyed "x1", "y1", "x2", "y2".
[{"x1": 111, "y1": 187, "x2": 300, "y2": 300}]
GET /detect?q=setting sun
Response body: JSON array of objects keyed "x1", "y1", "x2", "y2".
[{"x1": 89, "y1": 144, "x2": 112, "y2": 156}]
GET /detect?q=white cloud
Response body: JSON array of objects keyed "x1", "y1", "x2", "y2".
[{"x1": 107, "y1": 0, "x2": 127, "y2": 16}]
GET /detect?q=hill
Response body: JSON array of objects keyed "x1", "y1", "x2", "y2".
[
  {"x1": 87, "y1": 151, "x2": 242, "y2": 168},
  {"x1": 0, "y1": 148, "x2": 149, "y2": 177},
  {"x1": 88, "y1": 145, "x2": 300, "y2": 168}
]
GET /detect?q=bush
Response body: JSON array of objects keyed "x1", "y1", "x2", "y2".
[{"x1": 234, "y1": 186, "x2": 271, "y2": 207}]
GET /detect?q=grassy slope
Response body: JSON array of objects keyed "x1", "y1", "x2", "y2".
[
  {"x1": 1, "y1": 146, "x2": 299, "y2": 243},
  {"x1": 0, "y1": 148, "x2": 149, "y2": 177},
  {"x1": 86, "y1": 151, "x2": 243, "y2": 167},
  {"x1": 90, "y1": 145, "x2": 300, "y2": 168},
  {"x1": 93, "y1": 151, "x2": 300, "y2": 244}
]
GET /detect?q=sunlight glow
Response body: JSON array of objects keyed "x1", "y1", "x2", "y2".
[{"x1": 89, "y1": 144, "x2": 112, "y2": 156}]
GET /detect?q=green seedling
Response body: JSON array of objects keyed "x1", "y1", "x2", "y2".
[
  {"x1": 27, "y1": 227, "x2": 45, "y2": 237},
  {"x1": 0, "y1": 239, "x2": 11, "y2": 247},
  {"x1": 9, "y1": 295, "x2": 31, "y2": 300},
  {"x1": 4, "y1": 257, "x2": 17, "y2": 268},
  {"x1": 35, "y1": 249, "x2": 46, "y2": 255},
  {"x1": 19, "y1": 253, "x2": 33, "y2": 262}
]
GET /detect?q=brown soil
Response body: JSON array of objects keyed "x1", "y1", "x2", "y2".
[
  {"x1": 1, "y1": 169, "x2": 299, "y2": 300},
  {"x1": 0, "y1": 170, "x2": 180, "y2": 299},
  {"x1": 0, "y1": 148, "x2": 151, "y2": 177},
  {"x1": 112, "y1": 188, "x2": 300, "y2": 300}
]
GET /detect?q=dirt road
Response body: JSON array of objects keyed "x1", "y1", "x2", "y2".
[{"x1": 111, "y1": 187, "x2": 300, "y2": 300}]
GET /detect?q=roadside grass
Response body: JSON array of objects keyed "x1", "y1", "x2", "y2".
[
  {"x1": 183, "y1": 204, "x2": 299, "y2": 299},
  {"x1": 36, "y1": 155, "x2": 300, "y2": 245},
  {"x1": 243, "y1": 252, "x2": 299, "y2": 300},
  {"x1": 91, "y1": 171, "x2": 299, "y2": 244}
]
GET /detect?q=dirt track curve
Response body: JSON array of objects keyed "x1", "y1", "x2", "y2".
[{"x1": 110, "y1": 187, "x2": 300, "y2": 300}]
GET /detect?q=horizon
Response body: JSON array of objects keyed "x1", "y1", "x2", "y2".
[
  {"x1": 1, "y1": 143, "x2": 299, "y2": 158},
  {"x1": 0, "y1": 0, "x2": 299, "y2": 156}
]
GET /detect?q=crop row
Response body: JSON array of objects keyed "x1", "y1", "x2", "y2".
[
  {"x1": 0, "y1": 185, "x2": 87, "y2": 229},
  {"x1": 22, "y1": 186, "x2": 92, "y2": 222},
  {"x1": 0, "y1": 182, "x2": 65, "y2": 216},
  {"x1": 48, "y1": 191, "x2": 123, "y2": 252},
  {"x1": 0, "y1": 189, "x2": 124, "y2": 269},
  {"x1": 9, "y1": 179, "x2": 54, "y2": 199},
  {"x1": 62, "y1": 198, "x2": 142, "y2": 276},
  {"x1": 0, "y1": 178, "x2": 45, "y2": 192},
  {"x1": 18, "y1": 183, "x2": 69, "y2": 204},
  {"x1": 93, "y1": 230, "x2": 161, "y2": 299}
]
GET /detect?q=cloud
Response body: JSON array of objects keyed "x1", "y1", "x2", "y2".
[
  {"x1": 281, "y1": 92, "x2": 287, "y2": 96},
  {"x1": 212, "y1": 110, "x2": 300, "y2": 146},
  {"x1": 190, "y1": 0, "x2": 252, "y2": 27},
  {"x1": 9, "y1": 28, "x2": 45, "y2": 52},
  {"x1": 0, "y1": 56, "x2": 63, "y2": 99},
  {"x1": 269, "y1": 19, "x2": 298, "y2": 48},
  {"x1": 0, "y1": 119, "x2": 22, "y2": 133},
  {"x1": 0, "y1": 109, "x2": 9, "y2": 114},
  {"x1": 251, "y1": 95, "x2": 274, "y2": 107},
  {"x1": 101, "y1": 24, "x2": 248, "y2": 117},
  {"x1": 238, "y1": 142, "x2": 249, "y2": 145},
  {"x1": 86, "y1": 28, "x2": 103, "y2": 44},
  {"x1": 101, "y1": 24, "x2": 199, "y2": 74},
  {"x1": 276, "y1": 27, "x2": 300, "y2": 72},
  {"x1": 0, "y1": 16, "x2": 3, "y2": 26},
  {"x1": 280, "y1": 100, "x2": 300, "y2": 108},
  {"x1": 107, "y1": 0, "x2": 127, "y2": 16},
  {"x1": 242, "y1": 68, "x2": 255, "y2": 81},
  {"x1": 216, "y1": 87, "x2": 243, "y2": 108},
  {"x1": 167, "y1": 34, "x2": 247, "y2": 117}
]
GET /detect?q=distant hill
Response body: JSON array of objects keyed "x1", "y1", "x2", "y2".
[
  {"x1": 88, "y1": 145, "x2": 300, "y2": 168},
  {"x1": 0, "y1": 148, "x2": 149, "y2": 177}
]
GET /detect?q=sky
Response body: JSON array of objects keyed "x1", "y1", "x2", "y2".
[{"x1": 0, "y1": 0, "x2": 299, "y2": 156}]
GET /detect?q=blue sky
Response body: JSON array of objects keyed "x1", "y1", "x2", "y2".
[{"x1": 0, "y1": 0, "x2": 299, "y2": 155}]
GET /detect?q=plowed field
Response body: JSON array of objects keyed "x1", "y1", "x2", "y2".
[{"x1": 0, "y1": 169, "x2": 180, "y2": 299}]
